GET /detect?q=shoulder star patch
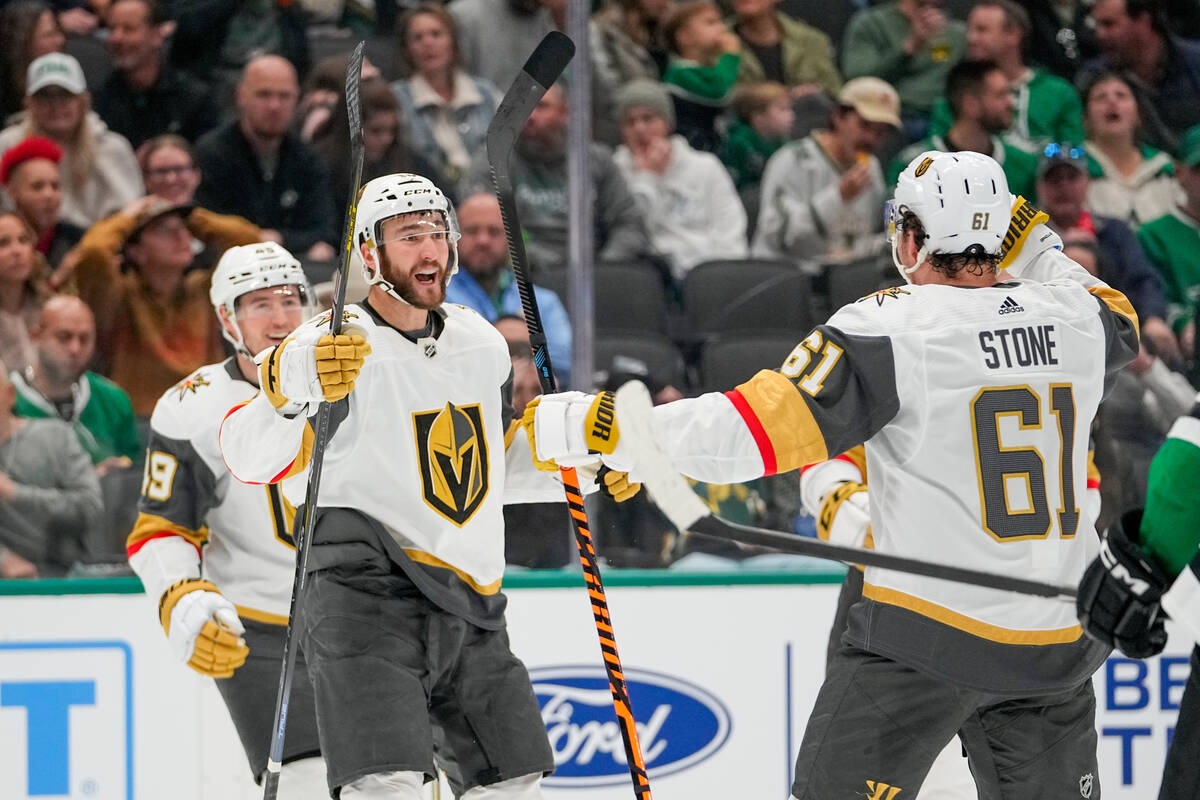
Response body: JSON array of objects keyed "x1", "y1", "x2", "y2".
[
  {"x1": 173, "y1": 371, "x2": 211, "y2": 400},
  {"x1": 859, "y1": 286, "x2": 911, "y2": 306}
]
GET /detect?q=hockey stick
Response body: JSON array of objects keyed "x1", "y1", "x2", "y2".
[
  {"x1": 487, "y1": 32, "x2": 653, "y2": 800},
  {"x1": 261, "y1": 42, "x2": 365, "y2": 800},
  {"x1": 613, "y1": 382, "x2": 1078, "y2": 601}
]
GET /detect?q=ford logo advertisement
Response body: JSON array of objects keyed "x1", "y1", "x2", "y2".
[{"x1": 529, "y1": 665, "x2": 731, "y2": 787}]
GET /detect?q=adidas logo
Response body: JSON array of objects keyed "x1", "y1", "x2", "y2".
[{"x1": 999, "y1": 296, "x2": 1025, "y2": 315}]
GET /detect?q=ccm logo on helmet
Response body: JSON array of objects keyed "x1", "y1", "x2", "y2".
[
  {"x1": 914, "y1": 157, "x2": 934, "y2": 177},
  {"x1": 403, "y1": 188, "x2": 435, "y2": 196}
]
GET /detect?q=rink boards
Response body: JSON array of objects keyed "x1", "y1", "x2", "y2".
[{"x1": 0, "y1": 570, "x2": 1188, "y2": 799}]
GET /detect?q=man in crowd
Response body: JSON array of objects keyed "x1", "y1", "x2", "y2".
[
  {"x1": 12, "y1": 296, "x2": 139, "y2": 474},
  {"x1": 445, "y1": 191, "x2": 573, "y2": 384},
  {"x1": 753, "y1": 77, "x2": 899, "y2": 272},
  {"x1": 1036, "y1": 143, "x2": 1181, "y2": 363},
  {"x1": 195, "y1": 55, "x2": 336, "y2": 262},
  {"x1": 0, "y1": 364, "x2": 102, "y2": 579},
  {"x1": 94, "y1": 0, "x2": 216, "y2": 148},
  {"x1": 1080, "y1": 0, "x2": 1200, "y2": 151},
  {"x1": 929, "y1": 0, "x2": 1084, "y2": 152},
  {"x1": 891, "y1": 59, "x2": 1038, "y2": 198},
  {"x1": 841, "y1": 0, "x2": 966, "y2": 141},
  {"x1": 460, "y1": 82, "x2": 653, "y2": 276}
]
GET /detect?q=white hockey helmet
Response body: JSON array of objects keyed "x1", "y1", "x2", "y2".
[
  {"x1": 887, "y1": 150, "x2": 1011, "y2": 281},
  {"x1": 355, "y1": 173, "x2": 461, "y2": 304},
  {"x1": 210, "y1": 241, "x2": 313, "y2": 357}
]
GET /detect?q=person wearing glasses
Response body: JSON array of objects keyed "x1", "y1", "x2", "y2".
[{"x1": 1036, "y1": 140, "x2": 1182, "y2": 365}]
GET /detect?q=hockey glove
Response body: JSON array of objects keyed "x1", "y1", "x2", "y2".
[
  {"x1": 158, "y1": 578, "x2": 249, "y2": 678},
  {"x1": 523, "y1": 391, "x2": 628, "y2": 470},
  {"x1": 817, "y1": 481, "x2": 871, "y2": 548},
  {"x1": 1078, "y1": 510, "x2": 1171, "y2": 658},
  {"x1": 260, "y1": 325, "x2": 371, "y2": 413},
  {"x1": 597, "y1": 465, "x2": 641, "y2": 502}
]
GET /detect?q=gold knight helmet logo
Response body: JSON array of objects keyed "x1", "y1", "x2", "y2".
[{"x1": 413, "y1": 402, "x2": 489, "y2": 526}]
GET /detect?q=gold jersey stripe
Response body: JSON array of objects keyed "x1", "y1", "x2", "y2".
[
  {"x1": 1089, "y1": 285, "x2": 1139, "y2": 335},
  {"x1": 275, "y1": 420, "x2": 316, "y2": 482},
  {"x1": 735, "y1": 370, "x2": 829, "y2": 473},
  {"x1": 403, "y1": 548, "x2": 503, "y2": 595},
  {"x1": 504, "y1": 418, "x2": 521, "y2": 451},
  {"x1": 863, "y1": 582, "x2": 1083, "y2": 644},
  {"x1": 235, "y1": 605, "x2": 289, "y2": 626},
  {"x1": 127, "y1": 513, "x2": 209, "y2": 551}
]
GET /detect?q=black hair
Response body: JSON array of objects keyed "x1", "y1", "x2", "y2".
[
  {"x1": 945, "y1": 59, "x2": 1003, "y2": 117},
  {"x1": 898, "y1": 207, "x2": 1001, "y2": 277}
]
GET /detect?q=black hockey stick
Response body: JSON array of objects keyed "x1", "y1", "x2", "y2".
[
  {"x1": 487, "y1": 32, "x2": 654, "y2": 800},
  {"x1": 613, "y1": 382, "x2": 1078, "y2": 601},
  {"x1": 262, "y1": 41, "x2": 365, "y2": 800}
]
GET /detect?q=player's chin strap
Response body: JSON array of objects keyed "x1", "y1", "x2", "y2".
[
  {"x1": 612, "y1": 381, "x2": 1078, "y2": 600},
  {"x1": 890, "y1": 236, "x2": 925, "y2": 284},
  {"x1": 361, "y1": 238, "x2": 459, "y2": 307}
]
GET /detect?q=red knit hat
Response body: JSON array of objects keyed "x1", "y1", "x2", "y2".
[{"x1": 0, "y1": 137, "x2": 63, "y2": 185}]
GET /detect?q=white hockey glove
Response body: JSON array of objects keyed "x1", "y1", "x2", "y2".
[
  {"x1": 522, "y1": 391, "x2": 630, "y2": 469},
  {"x1": 158, "y1": 578, "x2": 248, "y2": 679},
  {"x1": 998, "y1": 195, "x2": 1061, "y2": 279},
  {"x1": 259, "y1": 324, "x2": 371, "y2": 415}
]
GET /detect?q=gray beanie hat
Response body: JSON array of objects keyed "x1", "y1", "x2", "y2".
[{"x1": 614, "y1": 79, "x2": 675, "y2": 130}]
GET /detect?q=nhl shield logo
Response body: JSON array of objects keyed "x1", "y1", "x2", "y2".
[
  {"x1": 1078, "y1": 773, "x2": 1093, "y2": 798},
  {"x1": 413, "y1": 402, "x2": 489, "y2": 526}
]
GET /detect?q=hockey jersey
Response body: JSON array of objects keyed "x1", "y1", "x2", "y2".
[
  {"x1": 127, "y1": 359, "x2": 308, "y2": 622},
  {"x1": 219, "y1": 301, "x2": 565, "y2": 625},
  {"x1": 645, "y1": 259, "x2": 1139, "y2": 692}
]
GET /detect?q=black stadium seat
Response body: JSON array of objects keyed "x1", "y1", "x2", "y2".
[
  {"x1": 684, "y1": 258, "x2": 814, "y2": 338},
  {"x1": 698, "y1": 332, "x2": 799, "y2": 393}
]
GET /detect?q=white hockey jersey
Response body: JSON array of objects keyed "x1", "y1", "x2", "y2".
[
  {"x1": 218, "y1": 302, "x2": 565, "y2": 610},
  {"x1": 127, "y1": 360, "x2": 308, "y2": 622},
  {"x1": 643, "y1": 260, "x2": 1138, "y2": 691}
]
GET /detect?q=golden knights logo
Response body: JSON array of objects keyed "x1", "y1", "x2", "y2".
[
  {"x1": 859, "y1": 286, "x2": 911, "y2": 306},
  {"x1": 172, "y1": 370, "x2": 211, "y2": 400},
  {"x1": 314, "y1": 309, "x2": 360, "y2": 328},
  {"x1": 413, "y1": 402, "x2": 489, "y2": 526}
]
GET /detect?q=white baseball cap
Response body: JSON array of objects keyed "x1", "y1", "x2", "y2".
[{"x1": 26, "y1": 53, "x2": 86, "y2": 97}]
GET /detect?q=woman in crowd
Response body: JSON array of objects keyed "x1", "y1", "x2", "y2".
[
  {"x1": 1083, "y1": 71, "x2": 1178, "y2": 230},
  {"x1": 391, "y1": 3, "x2": 501, "y2": 184},
  {"x1": 127, "y1": 134, "x2": 260, "y2": 273},
  {"x1": 0, "y1": 136, "x2": 83, "y2": 269},
  {"x1": 0, "y1": 53, "x2": 142, "y2": 229},
  {"x1": 0, "y1": 211, "x2": 52, "y2": 374},
  {"x1": 0, "y1": 2, "x2": 65, "y2": 124},
  {"x1": 313, "y1": 77, "x2": 444, "y2": 206}
]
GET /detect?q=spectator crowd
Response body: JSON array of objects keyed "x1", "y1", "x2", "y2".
[{"x1": 2, "y1": 0, "x2": 1200, "y2": 573}]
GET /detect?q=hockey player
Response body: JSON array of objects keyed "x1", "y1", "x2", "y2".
[
  {"x1": 218, "y1": 173, "x2": 570, "y2": 799},
  {"x1": 526, "y1": 151, "x2": 1140, "y2": 798},
  {"x1": 1077, "y1": 398, "x2": 1200, "y2": 799},
  {"x1": 125, "y1": 241, "x2": 326, "y2": 795}
]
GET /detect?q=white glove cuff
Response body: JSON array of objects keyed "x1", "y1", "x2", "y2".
[
  {"x1": 825, "y1": 490, "x2": 871, "y2": 548},
  {"x1": 1163, "y1": 565, "x2": 1200, "y2": 647},
  {"x1": 800, "y1": 460, "x2": 863, "y2": 517},
  {"x1": 533, "y1": 391, "x2": 597, "y2": 466},
  {"x1": 277, "y1": 335, "x2": 324, "y2": 407}
]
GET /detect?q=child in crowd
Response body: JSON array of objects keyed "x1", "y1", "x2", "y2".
[
  {"x1": 661, "y1": 0, "x2": 741, "y2": 152},
  {"x1": 720, "y1": 81, "x2": 795, "y2": 193}
]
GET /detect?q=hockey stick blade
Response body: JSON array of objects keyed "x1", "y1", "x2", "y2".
[
  {"x1": 613, "y1": 382, "x2": 1078, "y2": 601},
  {"x1": 262, "y1": 40, "x2": 365, "y2": 800}
]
